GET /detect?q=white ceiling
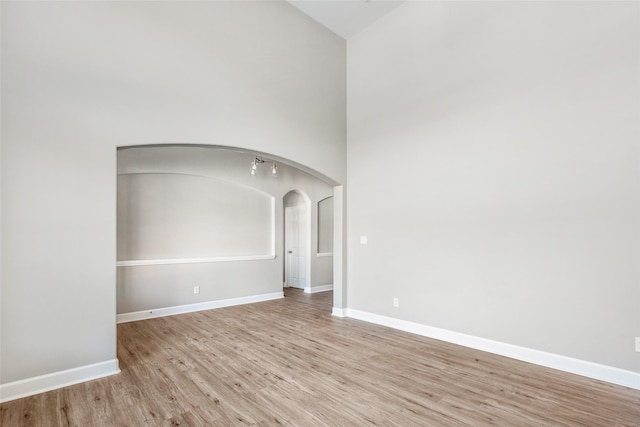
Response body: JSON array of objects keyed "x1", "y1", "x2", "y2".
[{"x1": 287, "y1": 0, "x2": 405, "y2": 39}]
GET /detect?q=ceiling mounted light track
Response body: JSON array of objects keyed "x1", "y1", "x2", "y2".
[{"x1": 250, "y1": 157, "x2": 277, "y2": 176}]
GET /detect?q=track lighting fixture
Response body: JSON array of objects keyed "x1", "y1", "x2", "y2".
[{"x1": 250, "y1": 157, "x2": 277, "y2": 176}]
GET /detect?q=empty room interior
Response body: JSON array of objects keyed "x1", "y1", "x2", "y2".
[{"x1": 1, "y1": 0, "x2": 639, "y2": 425}]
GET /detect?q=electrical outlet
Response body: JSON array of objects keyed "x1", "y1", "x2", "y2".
[
  {"x1": 360, "y1": 235, "x2": 368, "y2": 245},
  {"x1": 635, "y1": 337, "x2": 640, "y2": 353},
  {"x1": 393, "y1": 297, "x2": 399, "y2": 308},
  {"x1": 194, "y1": 286, "x2": 200, "y2": 295}
]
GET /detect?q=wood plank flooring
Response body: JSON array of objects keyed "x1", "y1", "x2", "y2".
[{"x1": 1, "y1": 288, "x2": 639, "y2": 426}]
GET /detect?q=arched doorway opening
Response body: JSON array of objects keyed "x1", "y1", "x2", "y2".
[{"x1": 116, "y1": 144, "x2": 345, "y2": 316}]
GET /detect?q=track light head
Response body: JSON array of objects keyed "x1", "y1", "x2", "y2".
[{"x1": 250, "y1": 157, "x2": 277, "y2": 176}]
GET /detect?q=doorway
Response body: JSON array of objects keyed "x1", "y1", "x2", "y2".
[
  {"x1": 283, "y1": 190, "x2": 310, "y2": 290},
  {"x1": 117, "y1": 144, "x2": 345, "y2": 315}
]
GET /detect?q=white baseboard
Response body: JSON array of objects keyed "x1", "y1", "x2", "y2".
[
  {"x1": 304, "y1": 284, "x2": 333, "y2": 294},
  {"x1": 345, "y1": 309, "x2": 640, "y2": 391},
  {"x1": 0, "y1": 359, "x2": 120, "y2": 403},
  {"x1": 332, "y1": 307, "x2": 347, "y2": 317},
  {"x1": 117, "y1": 292, "x2": 284, "y2": 324}
]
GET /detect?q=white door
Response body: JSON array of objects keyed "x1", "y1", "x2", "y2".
[{"x1": 285, "y1": 205, "x2": 307, "y2": 288}]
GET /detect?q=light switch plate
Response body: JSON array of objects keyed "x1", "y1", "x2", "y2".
[{"x1": 360, "y1": 235, "x2": 368, "y2": 244}]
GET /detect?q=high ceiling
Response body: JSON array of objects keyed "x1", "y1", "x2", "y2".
[{"x1": 287, "y1": 0, "x2": 405, "y2": 39}]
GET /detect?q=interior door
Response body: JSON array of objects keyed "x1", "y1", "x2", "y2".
[{"x1": 285, "y1": 205, "x2": 307, "y2": 288}]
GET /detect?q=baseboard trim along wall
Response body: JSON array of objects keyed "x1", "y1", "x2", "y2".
[
  {"x1": 0, "y1": 359, "x2": 120, "y2": 403},
  {"x1": 344, "y1": 309, "x2": 640, "y2": 391},
  {"x1": 332, "y1": 307, "x2": 347, "y2": 317},
  {"x1": 116, "y1": 292, "x2": 284, "y2": 323},
  {"x1": 304, "y1": 284, "x2": 333, "y2": 294}
]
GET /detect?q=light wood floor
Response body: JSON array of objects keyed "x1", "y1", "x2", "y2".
[{"x1": 1, "y1": 289, "x2": 639, "y2": 426}]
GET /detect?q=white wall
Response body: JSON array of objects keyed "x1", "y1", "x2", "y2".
[
  {"x1": 347, "y1": 1, "x2": 640, "y2": 372},
  {"x1": 1, "y1": 1, "x2": 345, "y2": 387},
  {"x1": 317, "y1": 196, "x2": 334, "y2": 254},
  {"x1": 117, "y1": 146, "x2": 333, "y2": 314},
  {"x1": 118, "y1": 173, "x2": 274, "y2": 260}
]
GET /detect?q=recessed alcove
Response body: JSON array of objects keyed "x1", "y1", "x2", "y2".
[{"x1": 116, "y1": 145, "x2": 338, "y2": 317}]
